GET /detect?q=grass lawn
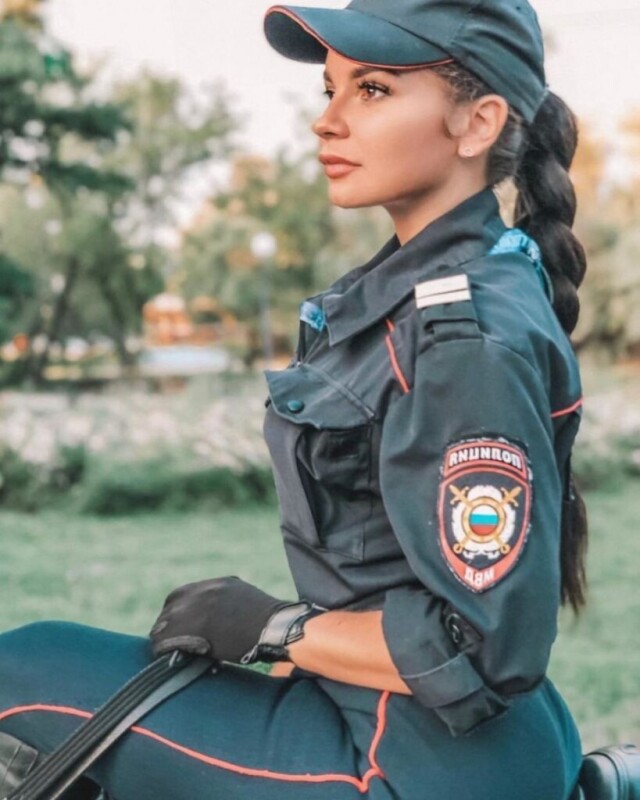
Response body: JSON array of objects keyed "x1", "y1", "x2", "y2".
[
  {"x1": 549, "y1": 481, "x2": 640, "y2": 751},
  {"x1": 1, "y1": 482, "x2": 638, "y2": 752},
  {"x1": 0, "y1": 506, "x2": 295, "y2": 635}
]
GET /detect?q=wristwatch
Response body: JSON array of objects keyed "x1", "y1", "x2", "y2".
[{"x1": 241, "y1": 602, "x2": 325, "y2": 664}]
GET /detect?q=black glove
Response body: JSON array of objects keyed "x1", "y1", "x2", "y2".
[{"x1": 149, "y1": 576, "x2": 323, "y2": 664}]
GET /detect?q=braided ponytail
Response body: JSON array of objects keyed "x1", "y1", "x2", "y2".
[
  {"x1": 433, "y1": 63, "x2": 589, "y2": 612},
  {"x1": 514, "y1": 92, "x2": 587, "y2": 334},
  {"x1": 514, "y1": 93, "x2": 588, "y2": 613}
]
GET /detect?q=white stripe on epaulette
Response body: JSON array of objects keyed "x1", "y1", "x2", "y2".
[{"x1": 415, "y1": 274, "x2": 471, "y2": 309}]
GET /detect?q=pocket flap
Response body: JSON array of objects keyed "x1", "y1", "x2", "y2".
[{"x1": 265, "y1": 364, "x2": 374, "y2": 429}]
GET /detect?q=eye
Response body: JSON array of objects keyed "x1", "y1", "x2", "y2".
[
  {"x1": 357, "y1": 80, "x2": 390, "y2": 100},
  {"x1": 322, "y1": 81, "x2": 391, "y2": 102}
]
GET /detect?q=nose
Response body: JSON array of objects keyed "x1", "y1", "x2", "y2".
[{"x1": 312, "y1": 98, "x2": 349, "y2": 140}]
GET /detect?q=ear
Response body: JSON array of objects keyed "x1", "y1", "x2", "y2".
[{"x1": 456, "y1": 95, "x2": 509, "y2": 158}]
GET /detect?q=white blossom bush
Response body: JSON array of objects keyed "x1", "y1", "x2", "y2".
[
  {"x1": 0, "y1": 380, "x2": 269, "y2": 468},
  {"x1": 0, "y1": 378, "x2": 274, "y2": 512},
  {"x1": 573, "y1": 378, "x2": 640, "y2": 489}
]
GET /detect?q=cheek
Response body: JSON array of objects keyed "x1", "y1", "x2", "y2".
[
  {"x1": 367, "y1": 110, "x2": 454, "y2": 187},
  {"x1": 384, "y1": 115, "x2": 453, "y2": 167}
]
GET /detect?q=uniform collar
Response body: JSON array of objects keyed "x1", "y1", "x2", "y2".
[{"x1": 321, "y1": 188, "x2": 506, "y2": 346}]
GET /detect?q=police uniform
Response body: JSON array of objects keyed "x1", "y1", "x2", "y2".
[{"x1": 0, "y1": 188, "x2": 584, "y2": 800}]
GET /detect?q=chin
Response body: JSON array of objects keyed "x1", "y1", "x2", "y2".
[{"x1": 327, "y1": 185, "x2": 383, "y2": 210}]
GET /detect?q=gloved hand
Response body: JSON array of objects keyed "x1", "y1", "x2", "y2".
[
  {"x1": 149, "y1": 577, "x2": 287, "y2": 662},
  {"x1": 150, "y1": 577, "x2": 324, "y2": 664}
]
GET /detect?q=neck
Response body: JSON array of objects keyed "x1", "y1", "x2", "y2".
[{"x1": 385, "y1": 177, "x2": 489, "y2": 246}]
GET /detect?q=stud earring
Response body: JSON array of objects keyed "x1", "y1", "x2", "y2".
[{"x1": 462, "y1": 147, "x2": 474, "y2": 158}]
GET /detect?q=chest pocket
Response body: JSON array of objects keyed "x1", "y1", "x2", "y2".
[{"x1": 264, "y1": 363, "x2": 376, "y2": 561}]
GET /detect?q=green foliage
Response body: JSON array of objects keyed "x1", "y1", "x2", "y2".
[
  {"x1": 51, "y1": 443, "x2": 87, "y2": 488},
  {"x1": 40, "y1": 163, "x2": 133, "y2": 197},
  {"x1": 0, "y1": 445, "x2": 45, "y2": 511},
  {"x1": 572, "y1": 445, "x2": 626, "y2": 493},
  {"x1": 0, "y1": 251, "x2": 33, "y2": 339},
  {"x1": 575, "y1": 222, "x2": 640, "y2": 359},
  {"x1": 572, "y1": 431, "x2": 640, "y2": 492},
  {"x1": 78, "y1": 457, "x2": 276, "y2": 516},
  {"x1": 40, "y1": 103, "x2": 129, "y2": 142},
  {"x1": 0, "y1": 64, "x2": 240, "y2": 369},
  {"x1": 0, "y1": 439, "x2": 275, "y2": 515},
  {"x1": 549, "y1": 480, "x2": 640, "y2": 749},
  {"x1": 0, "y1": 17, "x2": 130, "y2": 188},
  {"x1": 0, "y1": 441, "x2": 87, "y2": 511},
  {"x1": 0, "y1": 17, "x2": 45, "y2": 83},
  {"x1": 0, "y1": 9, "x2": 139, "y2": 367}
]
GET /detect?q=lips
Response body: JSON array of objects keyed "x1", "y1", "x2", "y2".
[
  {"x1": 319, "y1": 154, "x2": 358, "y2": 166},
  {"x1": 319, "y1": 154, "x2": 360, "y2": 179}
]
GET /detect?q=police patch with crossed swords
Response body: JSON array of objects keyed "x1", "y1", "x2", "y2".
[{"x1": 438, "y1": 438, "x2": 532, "y2": 592}]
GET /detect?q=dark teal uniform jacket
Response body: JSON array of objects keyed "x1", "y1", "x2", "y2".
[
  {"x1": 264, "y1": 186, "x2": 582, "y2": 737},
  {"x1": 0, "y1": 187, "x2": 583, "y2": 800}
]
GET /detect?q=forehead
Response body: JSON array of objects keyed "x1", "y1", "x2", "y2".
[
  {"x1": 323, "y1": 50, "x2": 399, "y2": 77},
  {"x1": 322, "y1": 51, "x2": 449, "y2": 95},
  {"x1": 324, "y1": 50, "x2": 435, "y2": 80}
]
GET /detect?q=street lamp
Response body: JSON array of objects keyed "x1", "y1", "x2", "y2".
[{"x1": 250, "y1": 232, "x2": 277, "y2": 368}]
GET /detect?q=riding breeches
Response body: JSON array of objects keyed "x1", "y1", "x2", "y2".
[{"x1": 0, "y1": 621, "x2": 582, "y2": 800}]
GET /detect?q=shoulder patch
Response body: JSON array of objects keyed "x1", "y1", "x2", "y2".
[
  {"x1": 438, "y1": 437, "x2": 532, "y2": 592},
  {"x1": 415, "y1": 274, "x2": 470, "y2": 309}
]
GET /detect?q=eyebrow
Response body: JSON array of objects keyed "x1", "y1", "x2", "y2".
[{"x1": 323, "y1": 65, "x2": 403, "y2": 83}]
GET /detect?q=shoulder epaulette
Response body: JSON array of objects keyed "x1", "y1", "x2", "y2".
[{"x1": 415, "y1": 273, "x2": 470, "y2": 309}]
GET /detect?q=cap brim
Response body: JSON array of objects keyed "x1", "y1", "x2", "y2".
[{"x1": 264, "y1": 5, "x2": 452, "y2": 68}]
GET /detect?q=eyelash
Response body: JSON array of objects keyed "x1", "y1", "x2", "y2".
[{"x1": 323, "y1": 81, "x2": 391, "y2": 101}]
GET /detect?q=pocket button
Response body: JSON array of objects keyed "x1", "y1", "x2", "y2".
[
  {"x1": 287, "y1": 399, "x2": 305, "y2": 413},
  {"x1": 445, "y1": 613, "x2": 465, "y2": 646}
]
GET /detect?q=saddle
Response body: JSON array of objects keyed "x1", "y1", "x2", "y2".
[{"x1": 573, "y1": 744, "x2": 640, "y2": 800}]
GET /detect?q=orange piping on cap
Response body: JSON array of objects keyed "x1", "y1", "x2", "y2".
[{"x1": 265, "y1": 6, "x2": 456, "y2": 70}]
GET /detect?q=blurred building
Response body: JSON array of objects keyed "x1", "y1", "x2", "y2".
[{"x1": 142, "y1": 292, "x2": 243, "y2": 348}]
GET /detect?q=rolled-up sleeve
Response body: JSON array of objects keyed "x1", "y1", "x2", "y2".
[{"x1": 379, "y1": 333, "x2": 563, "y2": 736}]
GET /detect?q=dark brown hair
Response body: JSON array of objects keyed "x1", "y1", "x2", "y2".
[{"x1": 433, "y1": 62, "x2": 588, "y2": 612}]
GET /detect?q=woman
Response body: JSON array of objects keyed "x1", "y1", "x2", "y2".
[{"x1": 0, "y1": 0, "x2": 588, "y2": 798}]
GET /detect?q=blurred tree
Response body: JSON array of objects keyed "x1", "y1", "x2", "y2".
[
  {"x1": 571, "y1": 121, "x2": 607, "y2": 214},
  {"x1": 0, "y1": 15, "x2": 239, "y2": 382},
  {"x1": 617, "y1": 110, "x2": 640, "y2": 224},
  {"x1": 0, "y1": 5, "x2": 138, "y2": 381},
  {"x1": 571, "y1": 113, "x2": 640, "y2": 359},
  {"x1": 1, "y1": 0, "x2": 43, "y2": 24},
  {"x1": 0, "y1": 185, "x2": 163, "y2": 367},
  {"x1": 0, "y1": 11, "x2": 129, "y2": 189},
  {"x1": 180, "y1": 150, "x2": 335, "y2": 362},
  {"x1": 0, "y1": 9, "x2": 47, "y2": 349},
  {"x1": 180, "y1": 144, "x2": 391, "y2": 362},
  {"x1": 0, "y1": 250, "x2": 33, "y2": 341},
  {"x1": 105, "y1": 72, "x2": 239, "y2": 280}
]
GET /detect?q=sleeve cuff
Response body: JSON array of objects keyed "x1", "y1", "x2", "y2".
[{"x1": 382, "y1": 586, "x2": 510, "y2": 736}]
